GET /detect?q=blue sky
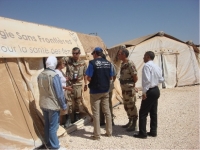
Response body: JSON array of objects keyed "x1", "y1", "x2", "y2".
[{"x1": 0, "y1": 0, "x2": 199, "y2": 48}]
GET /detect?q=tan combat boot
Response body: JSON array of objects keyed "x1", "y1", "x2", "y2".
[{"x1": 126, "y1": 119, "x2": 137, "y2": 132}]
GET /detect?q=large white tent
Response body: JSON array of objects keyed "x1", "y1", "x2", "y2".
[{"x1": 108, "y1": 32, "x2": 200, "y2": 89}]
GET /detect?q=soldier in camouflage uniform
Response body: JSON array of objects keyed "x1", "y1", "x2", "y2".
[
  {"x1": 63, "y1": 47, "x2": 88, "y2": 122},
  {"x1": 118, "y1": 47, "x2": 138, "y2": 132}
]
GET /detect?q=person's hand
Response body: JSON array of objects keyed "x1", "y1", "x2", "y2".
[
  {"x1": 134, "y1": 87, "x2": 138, "y2": 93},
  {"x1": 65, "y1": 86, "x2": 73, "y2": 91},
  {"x1": 84, "y1": 85, "x2": 88, "y2": 91},
  {"x1": 142, "y1": 93, "x2": 147, "y2": 100}
]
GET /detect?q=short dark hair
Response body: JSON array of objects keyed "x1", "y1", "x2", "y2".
[
  {"x1": 72, "y1": 47, "x2": 80, "y2": 52},
  {"x1": 93, "y1": 51, "x2": 103, "y2": 56},
  {"x1": 120, "y1": 48, "x2": 129, "y2": 58},
  {"x1": 145, "y1": 51, "x2": 155, "y2": 60},
  {"x1": 101, "y1": 53, "x2": 107, "y2": 60}
]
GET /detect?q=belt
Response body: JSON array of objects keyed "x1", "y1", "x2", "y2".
[
  {"x1": 120, "y1": 79, "x2": 134, "y2": 85},
  {"x1": 149, "y1": 86, "x2": 158, "y2": 89}
]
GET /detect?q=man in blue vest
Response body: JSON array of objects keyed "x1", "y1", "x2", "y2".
[{"x1": 86, "y1": 47, "x2": 114, "y2": 140}]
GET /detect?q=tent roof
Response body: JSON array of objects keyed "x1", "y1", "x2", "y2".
[
  {"x1": 77, "y1": 32, "x2": 106, "y2": 53},
  {"x1": 108, "y1": 31, "x2": 199, "y2": 53}
]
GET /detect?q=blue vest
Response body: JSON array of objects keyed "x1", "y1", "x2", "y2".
[{"x1": 88, "y1": 58, "x2": 111, "y2": 91}]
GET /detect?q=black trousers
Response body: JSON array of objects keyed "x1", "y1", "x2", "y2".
[{"x1": 139, "y1": 86, "x2": 160, "y2": 136}]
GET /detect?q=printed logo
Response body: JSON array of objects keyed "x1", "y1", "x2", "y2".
[{"x1": 95, "y1": 60, "x2": 102, "y2": 66}]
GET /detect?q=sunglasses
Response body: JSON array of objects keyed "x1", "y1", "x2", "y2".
[{"x1": 72, "y1": 52, "x2": 80, "y2": 55}]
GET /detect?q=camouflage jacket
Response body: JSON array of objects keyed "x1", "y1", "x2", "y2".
[
  {"x1": 119, "y1": 59, "x2": 137, "y2": 85},
  {"x1": 63, "y1": 57, "x2": 87, "y2": 85}
]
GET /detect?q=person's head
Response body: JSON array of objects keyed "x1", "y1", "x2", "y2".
[
  {"x1": 101, "y1": 53, "x2": 107, "y2": 60},
  {"x1": 118, "y1": 47, "x2": 129, "y2": 61},
  {"x1": 46, "y1": 56, "x2": 57, "y2": 70},
  {"x1": 72, "y1": 47, "x2": 81, "y2": 60},
  {"x1": 91, "y1": 47, "x2": 103, "y2": 59},
  {"x1": 143, "y1": 51, "x2": 155, "y2": 63},
  {"x1": 56, "y1": 57, "x2": 65, "y2": 70}
]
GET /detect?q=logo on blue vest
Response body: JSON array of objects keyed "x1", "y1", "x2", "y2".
[{"x1": 95, "y1": 60, "x2": 101, "y2": 66}]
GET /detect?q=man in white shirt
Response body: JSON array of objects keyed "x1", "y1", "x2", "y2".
[{"x1": 134, "y1": 51, "x2": 164, "y2": 139}]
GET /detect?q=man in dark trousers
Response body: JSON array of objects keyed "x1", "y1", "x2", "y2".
[
  {"x1": 86, "y1": 47, "x2": 114, "y2": 140},
  {"x1": 134, "y1": 51, "x2": 164, "y2": 139}
]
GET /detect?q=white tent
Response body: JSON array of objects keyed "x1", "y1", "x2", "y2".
[
  {"x1": 108, "y1": 32, "x2": 200, "y2": 89},
  {"x1": 196, "y1": 45, "x2": 200, "y2": 68}
]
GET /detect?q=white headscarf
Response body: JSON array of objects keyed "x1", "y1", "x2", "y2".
[{"x1": 46, "y1": 56, "x2": 57, "y2": 70}]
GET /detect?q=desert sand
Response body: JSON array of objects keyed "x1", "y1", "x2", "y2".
[{"x1": 60, "y1": 85, "x2": 199, "y2": 149}]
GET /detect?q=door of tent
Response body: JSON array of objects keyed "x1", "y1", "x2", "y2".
[
  {"x1": 154, "y1": 53, "x2": 177, "y2": 88},
  {"x1": 162, "y1": 53, "x2": 177, "y2": 88},
  {"x1": 153, "y1": 53, "x2": 164, "y2": 89}
]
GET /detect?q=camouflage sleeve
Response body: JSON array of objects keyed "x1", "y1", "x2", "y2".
[
  {"x1": 63, "y1": 56, "x2": 70, "y2": 76},
  {"x1": 83, "y1": 61, "x2": 87, "y2": 76},
  {"x1": 62, "y1": 56, "x2": 68, "y2": 64},
  {"x1": 112, "y1": 63, "x2": 117, "y2": 76},
  {"x1": 128, "y1": 60, "x2": 137, "y2": 76}
]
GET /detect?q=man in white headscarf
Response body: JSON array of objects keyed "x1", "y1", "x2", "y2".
[{"x1": 38, "y1": 56, "x2": 67, "y2": 149}]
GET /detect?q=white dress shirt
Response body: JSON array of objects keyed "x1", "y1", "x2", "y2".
[
  {"x1": 55, "y1": 69, "x2": 66, "y2": 91},
  {"x1": 142, "y1": 60, "x2": 164, "y2": 94}
]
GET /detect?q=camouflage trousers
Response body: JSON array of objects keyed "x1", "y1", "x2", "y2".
[
  {"x1": 121, "y1": 84, "x2": 138, "y2": 119},
  {"x1": 68, "y1": 85, "x2": 83, "y2": 114}
]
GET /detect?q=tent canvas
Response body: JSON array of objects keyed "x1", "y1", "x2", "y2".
[
  {"x1": 108, "y1": 32, "x2": 200, "y2": 89},
  {"x1": 77, "y1": 32, "x2": 123, "y2": 110},
  {"x1": 0, "y1": 17, "x2": 123, "y2": 149},
  {"x1": 196, "y1": 45, "x2": 200, "y2": 68}
]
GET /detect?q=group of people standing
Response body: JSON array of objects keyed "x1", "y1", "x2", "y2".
[
  {"x1": 117, "y1": 48, "x2": 164, "y2": 139},
  {"x1": 38, "y1": 46, "x2": 164, "y2": 149},
  {"x1": 38, "y1": 47, "x2": 87, "y2": 149}
]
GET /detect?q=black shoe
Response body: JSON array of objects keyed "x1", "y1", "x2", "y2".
[
  {"x1": 147, "y1": 132, "x2": 157, "y2": 137},
  {"x1": 74, "y1": 113, "x2": 80, "y2": 122},
  {"x1": 100, "y1": 122, "x2": 106, "y2": 126},
  {"x1": 133, "y1": 133, "x2": 147, "y2": 139},
  {"x1": 63, "y1": 114, "x2": 72, "y2": 129},
  {"x1": 34, "y1": 144, "x2": 48, "y2": 149},
  {"x1": 112, "y1": 121, "x2": 115, "y2": 126}
]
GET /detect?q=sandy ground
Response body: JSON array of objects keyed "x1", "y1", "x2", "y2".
[{"x1": 59, "y1": 85, "x2": 199, "y2": 149}]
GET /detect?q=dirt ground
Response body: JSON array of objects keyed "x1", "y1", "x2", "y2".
[{"x1": 59, "y1": 85, "x2": 199, "y2": 149}]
